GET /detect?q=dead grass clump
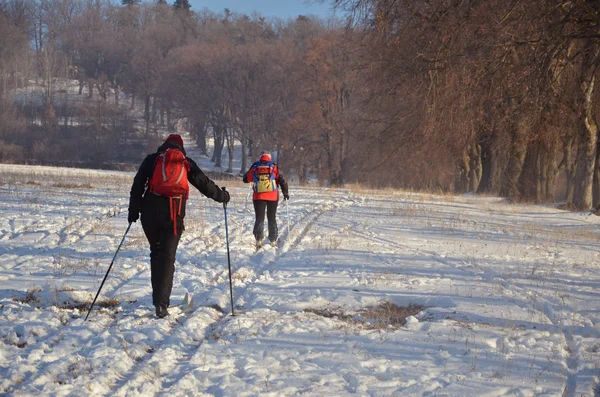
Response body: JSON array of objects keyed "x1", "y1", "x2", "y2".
[
  {"x1": 304, "y1": 306, "x2": 354, "y2": 322},
  {"x1": 305, "y1": 302, "x2": 428, "y2": 330},
  {"x1": 556, "y1": 203, "x2": 578, "y2": 211},
  {"x1": 358, "y1": 302, "x2": 427, "y2": 328},
  {"x1": 97, "y1": 298, "x2": 120, "y2": 308},
  {"x1": 12, "y1": 287, "x2": 120, "y2": 313},
  {"x1": 52, "y1": 182, "x2": 94, "y2": 189},
  {"x1": 12, "y1": 287, "x2": 43, "y2": 304},
  {"x1": 57, "y1": 297, "x2": 120, "y2": 312}
]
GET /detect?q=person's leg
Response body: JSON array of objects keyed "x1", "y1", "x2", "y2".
[
  {"x1": 253, "y1": 200, "x2": 267, "y2": 241},
  {"x1": 142, "y1": 216, "x2": 181, "y2": 317},
  {"x1": 141, "y1": 217, "x2": 161, "y2": 306},
  {"x1": 152, "y1": 227, "x2": 180, "y2": 310},
  {"x1": 266, "y1": 200, "x2": 279, "y2": 242}
]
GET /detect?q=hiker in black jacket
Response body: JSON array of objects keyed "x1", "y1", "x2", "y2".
[{"x1": 128, "y1": 134, "x2": 230, "y2": 318}]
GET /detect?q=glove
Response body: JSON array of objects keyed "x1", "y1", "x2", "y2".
[
  {"x1": 283, "y1": 193, "x2": 289, "y2": 201},
  {"x1": 128, "y1": 211, "x2": 139, "y2": 223},
  {"x1": 221, "y1": 188, "x2": 230, "y2": 204}
]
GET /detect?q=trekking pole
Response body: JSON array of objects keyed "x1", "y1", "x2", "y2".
[
  {"x1": 244, "y1": 184, "x2": 252, "y2": 229},
  {"x1": 286, "y1": 198, "x2": 290, "y2": 237},
  {"x1": 222, "y1": 187, "x2": 235, "y2": 316},
  {"x1": 244, "y1": 184, "x2": 252, "y2": 213},
  {"x1": 85, "y1": 222, "x2": 132, "y2": 321}
]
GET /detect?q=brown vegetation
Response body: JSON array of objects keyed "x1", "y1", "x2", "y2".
[
  {"x1": 332, "y1": 0, "x2": 600, "y2": 208},
  {"x1": 305, "y1": 302, "x2": 427, "y2": 329},
  {"x1": 1, "y1": 0, "x2": 599, "y2": 207}
]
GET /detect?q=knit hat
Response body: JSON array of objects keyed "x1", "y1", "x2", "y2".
[
  {"x1": 259, "y1": 151, "x2": 271, "y2": 162},
  {"x1": 165, "y1": 134, "x2": 184, "y2": 147}
]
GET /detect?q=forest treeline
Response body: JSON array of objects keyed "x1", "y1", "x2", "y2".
[{"x1": 1, "y1": 0, "x2": 599, "y2": 209}]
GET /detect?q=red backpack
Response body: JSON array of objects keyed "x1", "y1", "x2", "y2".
[
  {"x1": 149, "y1": 148, "x2": 190, "y2": 235},
  {"x1": 149, "y1": 148, "x2": 190, "y2": 198}
]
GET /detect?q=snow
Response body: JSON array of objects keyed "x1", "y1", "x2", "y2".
[{"x1": 1, "y1": 163, "x2": 600, "y2": 396}]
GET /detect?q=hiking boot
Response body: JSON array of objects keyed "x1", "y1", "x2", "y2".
[
  {"x1": 270, "y1": 238, "x2": 278, "y2": 247},
  {"x1": 155, "y1": 304, "x2": 169, "y2": 318}
]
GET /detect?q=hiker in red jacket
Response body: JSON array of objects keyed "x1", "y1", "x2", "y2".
[
  {"x1": 243, "y1": 151, "x2": 289, "y2": 249},
  {"x1": 128, "y1": 134, "x2": 230, "y2": 318}
]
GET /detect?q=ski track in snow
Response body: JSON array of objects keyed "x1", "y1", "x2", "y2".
[
  {"x1": 1, "y1": 164, "x2": 600, "y2": 396},
  {"x1": 108, "y1": 193, "x2": 359, "y2": 397}
]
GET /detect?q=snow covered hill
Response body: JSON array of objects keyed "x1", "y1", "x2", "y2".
[{"x1": 1, "y1": 163, "x2": 599, "y2": 396}]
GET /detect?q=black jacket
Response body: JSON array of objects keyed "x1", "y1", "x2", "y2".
[{"x1": 128, "y1": 142, "x2": 228, "y2": 223}]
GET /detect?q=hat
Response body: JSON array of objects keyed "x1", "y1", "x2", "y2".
[
  {"x1": 165, "y1": 134, "x2": 184, "y2": 147},
  {"x1": 259, "y1": 151, "x2": 271, "y2": 162}
]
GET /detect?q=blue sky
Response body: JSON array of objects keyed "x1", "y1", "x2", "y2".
[{"x1": 191, "y1": 0, "x2": 333, "y2": 19}]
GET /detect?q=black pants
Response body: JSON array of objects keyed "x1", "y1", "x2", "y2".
[
  {"x1": 253, "y1": 200, "x2": 278, "y2": 241},
  {"x1": 141, "y1": 195, "x2": 183, "y2": 307}
]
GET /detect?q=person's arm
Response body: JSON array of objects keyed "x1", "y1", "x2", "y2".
[
  {"x1": 187, "y1": 158, "x2": 229, "y2": 203},
  {"x1": 128, "y1": 155, "x2": 154, "y2": 222},
  {"x1": 276, "y1": 166, "x2": 289, "y2": 199},
  {"x1": 243, "y1": 166, "x2": 254, "y2": 183}
]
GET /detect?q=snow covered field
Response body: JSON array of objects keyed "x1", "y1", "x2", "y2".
[{"x1": 1, "y1": 163, "x2": 600, "y2": 396}]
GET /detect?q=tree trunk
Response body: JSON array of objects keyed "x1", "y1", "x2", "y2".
[
  {"x1": 326, "y1": 131, "x2": 339, "y2": 186},
  {"x1": 144, "y1": 95, "x2": 151, "y2": 135},
  {"x1": 518, "y1": 143, "x2": 539, "y2": 202},
  {"x1": 225, "y1": 127, "x2": 234, "y2": 173},
  {"x1": 562, "y1": 134, "x2": 577, "y2": 203},
  {"x1": 478, "y1": 138, "x2": 494, "y2": 193},
  {"x1": 248, "y1": 139, "x2": 255, "y2": 164},
  {"x1": 500, "y1": 131, "x2": 528, "y2": 200},
  {"x1": 159, "y1": 99, "x2": 165, "y2": 126},
  {"x1": 338, "y1": 130, "x2": 346, "y2": 186},
  {"x1": 593, "y1": 138, "x2": 600, "y2": 208},
  {"x1": 212, "y1": 122, "x2": 224, "y2": 168},
  {"x1": 572, "y1": 39, "x2": 599, "y2": 209},
  {"x1": 211, "y1": 124, "x2": 218, "y2": 163},
  {"x1": 192, "y1": 122, "x2": 208, "y2": 156},
  {"x1": 572, "y1": 75, "x2": 598, "y2": 209},
  {"x1": 542, "y1": 143, "x2": 559, "y2": 203},
  {"x1": 151, "y1": 96, "x2": 158, "y2": 123},
  {"x1": 299, "y1": 156, "x2": 308, "y2": 184},
  {"x1": 166, "y1": 107, "x2": 173, "y2": 131},
  {"x1": 456, "y1": 149, "x2": 470, "y2": 193},
  {"x1": 276, "y1": 145, "x2": 283, "y2": 171},
  {"x1": 468, "y1": 144, "x2": 482, "y2": 192},
  {"x1": 199, "y1": 124, "x2": 207, "y2": 156},
  {"x1": 240, "y1": 131, "x2": 248, "y2": 174}
]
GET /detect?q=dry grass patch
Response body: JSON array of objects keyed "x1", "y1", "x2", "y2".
[
  {"x1": 304, "y1": 306, "x2": 354, "y2": 322},
  {"x1": 52, "y1": 182, "x2": 94, "y2": 189},
  {"x1": 12, "y1": 287, "x2": 43, "y2": 304},
  {"x1": 305, "y1": 302, "x2": 427, "y2": 330},
  {"x1": 12, "y1": 287, "x2": 120, "y2": 312},
  {"x1": 358, "y1": 302, "x2": 427, "y2": 328},
  {"x1": 59, "y1": 298, "x2": 120, "y2": 312},
  {"x1": 556, "y1": 203, "x2": 578, "y2": 211}
]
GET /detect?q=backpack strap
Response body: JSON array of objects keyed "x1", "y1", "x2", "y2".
[{"x1": 168, "y1": 195, "x2": 184, "y2": 236}]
